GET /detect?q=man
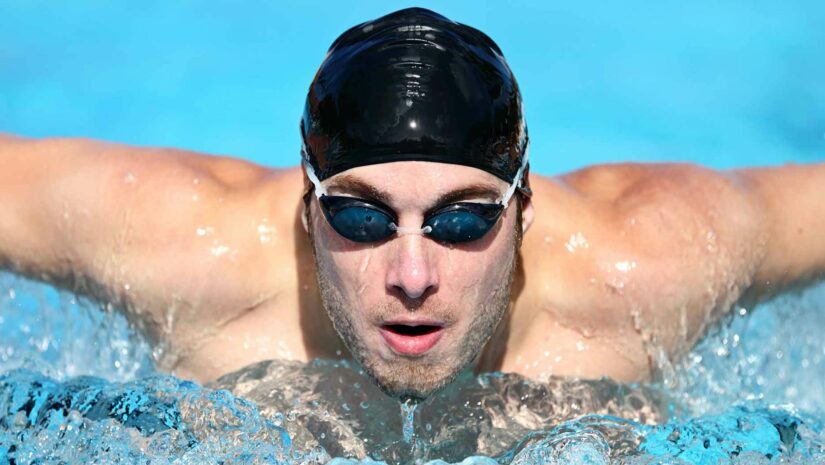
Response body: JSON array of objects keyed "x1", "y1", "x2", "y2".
[{"x1": 0, "y1": 8, "x2": 823, "y2": 400}]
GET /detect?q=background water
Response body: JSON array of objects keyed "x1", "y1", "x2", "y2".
[
  {"x1": 1, "y1": 1, "x2": 824, "y2": 464},
  {"x1": 1, "y1": 1, "x2": 824, "y2": 173}
]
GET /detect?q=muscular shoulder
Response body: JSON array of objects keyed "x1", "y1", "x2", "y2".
[
  {"x1": 523, "y1": 163, "x2": 767, "y2": 358},
  {"x1": 555, "y1": 162, "x2": 764, "y2": 264},
  {"x1": 559, "y1": 163, "x2": 735, "y2": 206}
]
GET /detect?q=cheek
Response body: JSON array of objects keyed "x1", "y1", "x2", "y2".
[
  {"x1": 441, "y1": 249, "x2": 513, "y2": 303},
  {"x1": 439, "y1": 218, "x2": 518, "y2": 300},
  {"x1": 311, "y1": 206, "x2": 383, "y2": 298}
]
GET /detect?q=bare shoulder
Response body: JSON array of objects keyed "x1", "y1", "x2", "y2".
[
  {"x1": 50, "y1": 139, "x2": 308, "y2": 345},
  {"x1": 523, "y1": 163, "x2": 767, "y2": 361},
  {"x1": 557, "y1": 162, "x2": 749, "y2": 208}
]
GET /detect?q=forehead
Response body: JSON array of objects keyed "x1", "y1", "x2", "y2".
[{"x1": 324, "y1": 161, "x2": 508, "y2": 206}]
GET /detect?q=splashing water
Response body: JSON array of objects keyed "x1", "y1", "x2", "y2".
[
  {"x1": 1, "y1": 271, "x2": 825, "y2": 464},
  {"x1": 401, "y1": 400, "x2": 416, "y2": 444}
]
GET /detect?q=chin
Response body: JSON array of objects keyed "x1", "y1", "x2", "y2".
[
  {"x1": 369, "y1": 367, "x2": 459, "y2": 401},
  {"x1": 355, "y1": 350, "x2": 470, "y2": 401}
]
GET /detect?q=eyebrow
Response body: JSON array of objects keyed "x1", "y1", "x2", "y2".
[{"x1": 326, "y1": 175, "x2": 503, "y2": 209}]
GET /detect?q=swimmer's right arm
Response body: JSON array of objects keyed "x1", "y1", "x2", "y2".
[{"x1": 0, "y1": 133, "x2": 288, "y2": 343}]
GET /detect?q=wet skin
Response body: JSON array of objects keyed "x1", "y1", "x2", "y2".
[{"x1": 1, "y1": 134, "x2": 824, "y2": 386}]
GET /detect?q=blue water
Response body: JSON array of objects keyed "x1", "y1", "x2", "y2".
[
  {"x1": 1, "y1": 1, "x2": 825, "y2": 463},
  {"x1": 1, "y1": 1, "x2": 823, "y2": 174},
  {"x1": 2, "y1": 271, "x2": 824, "y2": 464}
]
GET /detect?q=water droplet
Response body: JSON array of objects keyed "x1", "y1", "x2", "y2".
[
  {"x1": 211, "y1": 245, "x2": 230, "y2": 257},
  {"x1": 614, "y1": 260, "x2": 637, "y2": 273},
  {"x1": 565, "y1": 232, "x2": 590, "y2": 253},
  {"x1": 257, "y1": 220, "x2": 277, "y2": 244}
]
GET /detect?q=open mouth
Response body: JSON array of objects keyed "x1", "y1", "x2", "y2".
[
  {"x1": 379, "y1": 323, "x2": 445, "y2": 356},
  {"x1": 383, "y1": 324, "x2": 441, "y2": 336}
]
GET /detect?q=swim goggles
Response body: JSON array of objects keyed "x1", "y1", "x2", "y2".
[{"x1": 303, "y1": 152, "x2": 531, "y2": 244}]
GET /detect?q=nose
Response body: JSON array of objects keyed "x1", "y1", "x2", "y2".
[{"x1": 385, "y1": 234, "x2": 439, "y2": 301}]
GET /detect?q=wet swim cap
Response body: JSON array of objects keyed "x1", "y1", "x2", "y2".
[{"x1": 300, "y1": 7, "x2": 529, "y2": 185}]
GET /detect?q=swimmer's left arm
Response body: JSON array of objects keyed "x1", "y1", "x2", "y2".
[{"x1": 735, "y1": 163, "x2": 825, "y2": 301}]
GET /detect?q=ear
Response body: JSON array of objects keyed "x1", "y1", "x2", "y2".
[
  {"x1": 520, "y1": 194, "x2": 535, "y2": 234},
  {"x1": 518, "y1": 169, "x2": 535, "y2": 234},
  {"x1": 300, "y1": 165, "x2": 312, "y2": 233}
]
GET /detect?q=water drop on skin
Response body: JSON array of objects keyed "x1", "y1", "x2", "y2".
[
  {"x1": 257, "y1": 219, "x2": 277, "y2": 245},
  {"x1": 359, "y1": 252, "x2": 372, "y2": 273}
]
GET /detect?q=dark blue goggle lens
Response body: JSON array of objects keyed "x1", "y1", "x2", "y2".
[
  {"x1": 318, "y1": 196, "x2": 504, "y2": 244},
  {"x1": 319, "y1": 196, "x2": 397, "y2": 243},
  {"x1": 423, "y1": 202, "x2": 504, "y2": 243}
]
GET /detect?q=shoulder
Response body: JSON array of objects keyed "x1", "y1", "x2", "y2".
[
  {"x1": 522, "y1": 163, "x2": 766, "y2": 358},
  {"x1": 543, "y1": 163, "x2": 762, "y2": 231},
  {"x1": 555, "y1": 162, "x2": 735, "y2": 204}
]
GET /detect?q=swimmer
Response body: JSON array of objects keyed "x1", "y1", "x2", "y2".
[{"x1": 0, "y1": 7, "x2": 823, "y2": 400}]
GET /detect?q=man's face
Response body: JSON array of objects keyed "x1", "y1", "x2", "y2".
[{"x1": 305, "y1": 161, "x2": 527, "y2": 399}]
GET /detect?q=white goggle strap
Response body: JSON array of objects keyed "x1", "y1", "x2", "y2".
[
  {"x1": 303, "y1": 159, "x2": 328, "y2": 197},
  {"x1": 498, "y1": 144, "x2": 530, "y2": 207}
]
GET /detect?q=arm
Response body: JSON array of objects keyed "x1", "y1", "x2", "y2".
[
  {"x1": 735, "y1": 163, "x2": 825, "y2": 301},
  {"x1": 0, "y1": 134, "x2": 289, "y2": 347}
]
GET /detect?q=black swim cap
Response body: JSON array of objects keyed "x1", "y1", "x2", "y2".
[{"x1": 300, "y1": 7, "x2": 529, "y2": 185}]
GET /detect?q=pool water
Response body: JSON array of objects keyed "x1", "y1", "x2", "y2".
[{"x1": 1, "y1": 271, "x2": 824, "y2": 464}]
